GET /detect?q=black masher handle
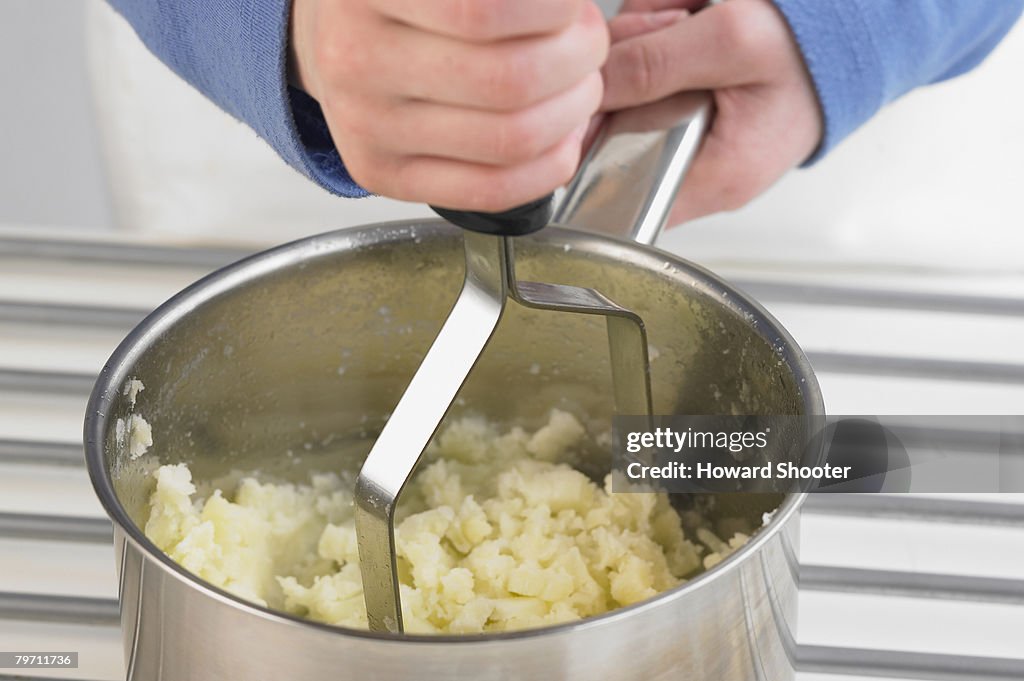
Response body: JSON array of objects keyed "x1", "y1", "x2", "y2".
[{"x1": 430, "y1": 194, "x2": 554, "y2": 236}]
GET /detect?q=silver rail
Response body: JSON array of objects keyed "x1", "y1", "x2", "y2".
[
  {"x1": 0, "y1": 592, "x2": 119, "y2": 625},
  {"x1": 798, "y1": 645, "x2": 1024, "y2": 680},
  {"x1": 805, "y1": 495, "x2": 1024, "y2": 525},
  {"x1": 0, "y1": 676, "x2": 109, "y2": 681},
  {"x1": 0, "y1": 513, "x2": 111, "y2": 543},
  {"x1": 0, "y1": 300, "x2": 147, "y2": 329},
  {"x1": 0, "y1": 439, "x2": 82, "y2": 466},
  {"x1": 807, "y1": 352, "x2": 1024, "y2": 384},
  {"x1": 801, "y1": 565, "x2": 1024, "y2": 605},
  {"x1": 0, "y1": 236, "x2": 248, "y2": 268},
  {"x1": 0, "y1": 369, "x2": 96, "y2": 395},
  {"x1": 733, "y1": 280, "x2": 1024, "y2": 318}
]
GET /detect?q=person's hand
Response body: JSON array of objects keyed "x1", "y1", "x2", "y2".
[
  {"x1": 602, "y1": 0, "x2": 823, "y2": 225},
  {"x1": 289, "y1": 0, "x2": 609, "y2": 211}
]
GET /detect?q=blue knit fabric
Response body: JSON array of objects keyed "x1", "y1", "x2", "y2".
[
  {"x1": 772, "y1": 0, "x2": 1023, "y2": 163},
  {"x1": 107, "y1": 0, "x2": 1022, "y2": 194},
  {"x1": 106, "y1": 0, "x2": 368, "y2": 197}
]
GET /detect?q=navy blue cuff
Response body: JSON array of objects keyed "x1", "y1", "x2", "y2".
[
  {"x1": 245, "y1": 0, "x2": 367, "y2": 197},
  {"x1": 288, "y1": 87, "x2": 370, "y2": 197}
]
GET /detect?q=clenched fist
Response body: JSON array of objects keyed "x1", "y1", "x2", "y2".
[
  {"x1": 289, "y1": 0, "x2": 609, "y2": 211},
  {"x1": 603, "y1": 0, "x2": 823, "y2": 224}
]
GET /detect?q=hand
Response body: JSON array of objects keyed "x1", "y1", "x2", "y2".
[
  {"x1": 602, "y1": 0, "x2": 823, "y2": 225},
  {"x1": 289, "y1": 0, "x2": 609, "y2": 211}
]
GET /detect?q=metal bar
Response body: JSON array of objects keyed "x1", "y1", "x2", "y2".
[
  {"x1": 0, "y1": 300, "x2": 147, "y2": 329},
  {"x1": 798, "y1": 645, "x2": 1024, "y2": 680},
  {"x1": 0, "y1": 236, "x2": 249, "y2": 269},
  {"x1": 0, "y1": 592, "x2": 119, "y2": 626},
  {"x1": 0, "y1": 369, "x2": 95, "y2": 395},
  {"x1": 0, "y1": 513, "x2": 112, "y2": 543},
  {"x1": 808, "y1": 352, "x2": 1024, "y2": 384},
  {"x1": 356, "y1": 232, "x2": 511, "y2": 633},
  {"x1": 0, "y1": 676, "x2": 110, "y2": 681},
  {"x1": 0, "y1": 440, "x2": 82, "y2": 466},
  {"x1": 734, "y1": 280, "x2": 1024, "y2": 318},
  {"x1": 804, "y1": 494, "x2": 1024, "y2": 526},
  {"x1": 880, "y1": 423, "x2": 1024, "y2": 452},
  {"x1": 801, "y1": 564, "x2": 1024, "y2": 605},
  {"x1": 6, "y1": 236, "x2": 1024, "y2": 319}
]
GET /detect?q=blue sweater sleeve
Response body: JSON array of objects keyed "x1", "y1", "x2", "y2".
[
  {"x1": 108, "y1": 0, "x2": 1021, "y2": 192},
  {"x1": 773, "y1": 0, "x2": 1024, "y2": 163},
  {"x1": 105, "y1": 0, "x2": 369, "y2": 197}
]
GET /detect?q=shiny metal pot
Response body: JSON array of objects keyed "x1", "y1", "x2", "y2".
[{"x1": 85, "y1": 93, "x2": 823, "y2": 681}]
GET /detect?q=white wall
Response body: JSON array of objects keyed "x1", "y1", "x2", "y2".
[
  {"x1": 1, "y1": 0, "x2": 1021, "y2": 264},
  {"x1": 658, "y1": 19, "x2": 1024, "y2": 272},
  {"x1": 0, "y1": 0, "x2": 113, "y2": 230}
]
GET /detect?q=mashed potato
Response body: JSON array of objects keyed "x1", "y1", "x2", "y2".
[{"x1": 144, "y1": 410, "x2": 749, "y2": 633}]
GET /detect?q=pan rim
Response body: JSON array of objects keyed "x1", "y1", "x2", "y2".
[{"x1": 84, "y1": 219, "x2": 824, "y2": 644}]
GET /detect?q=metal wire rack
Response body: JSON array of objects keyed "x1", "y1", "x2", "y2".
[{"x1": 1, "y1": 232, "x2": 1022, "y2": 681}]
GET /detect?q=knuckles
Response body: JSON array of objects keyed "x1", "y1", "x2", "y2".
[
  {"x1": 468, "y1": 12, "x2": 606, "y2": 110},
  {"x1": 614, "y1": 39, "x2": 665, "y2": 102},
  {"x1": 309, "y1": 19, "x2": 348, "y2": 74},
  {"x1": 468, "y1": 142, "x2": 580, "y2": 211},
  {"x1": 338, "y1": 132, "x2": 582, "y2": 212},
  {"x1": 316, "y1": 0, "x2": 788, "y2": 217},
  {"x1": 552, "y1": 134, "x2": 585, "y2": 185},
  {"x1": 323, "y1": 94, "x2": 382, "y2": 145},
  {"x1": 339, "y1": 147, "x2": 392, "y2": 196},
  {"x1": 446, "y1": 0, "x2": 581, "y2": 41},
  {"x1": 312, "y1": 26, "x2": 373, "y2": 86},
  {"x1": 471, "y1": 173, "x2": 525, "y2": 212},
  {"x1": 489, "y1": 113, "x2": 548, "y2": 165},
  {"x1": 474, "y1": 50, "x2": 547, "y2": 110},
  {"x1": 447, "y1": 0, "x2": 511, "y2": 41},
  {"x1": 712, "y1": 1, "x2": 773, "y2": 60},
  {"x1": 314, "y1": 1, "x2": 606, "y2": 112}
]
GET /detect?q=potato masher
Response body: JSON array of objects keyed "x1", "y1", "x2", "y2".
[{"x1": 355, "y1": 95, "x2": 711, "y2": 633}]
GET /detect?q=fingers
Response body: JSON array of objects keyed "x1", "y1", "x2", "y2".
[
  {"x1": 666, "y1": 113, "x2": 800, "y2": 224},
  {"x1": 370, "y1": 0, "x2": 584, "y2": 41},
  {"x1": 664, "y1": 49, "x2": 824, "y2": 222},
  {"x1": 602, "y1": 0, "x2": 781, "y2": 110},
  {"x1": 581, "y1": 112, "x2": 606, "y2": 156},
  {"x1": 340, "y1": 131, "x2": 587, "y2": 211},
  {"x1": 364, "y1": 73, "x2": 604, "y2": 165},
  {"x1": 600, "y1": 0, "x2": 824, "y2": 225},
  {"x1": 607, "y1": 9, "x2": 686, "y2": 43},
  {"x1": 665, "y1": 115, "x2": 768, "y2": 223},
  {"x1": 326, "y1": 76, "x2": 601, "y2": 208},
  {"x1": 294, "y1": 0, "x2": 611, "y2": 210},
  {"x1": 321, "y1": 2, "x2": 608, "y2": 110}
]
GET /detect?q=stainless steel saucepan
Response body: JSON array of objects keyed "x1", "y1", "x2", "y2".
[{"x1": 85, "y1": 91, "x2": 823, "y2": 681}]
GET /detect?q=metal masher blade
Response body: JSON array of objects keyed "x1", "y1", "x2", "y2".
[
  {"x1": 354, "y1": 89, "x2": 714, "y2": 634},
  {"x1": 354, "y1": 209, "x2": 652, "y2": 633}
]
